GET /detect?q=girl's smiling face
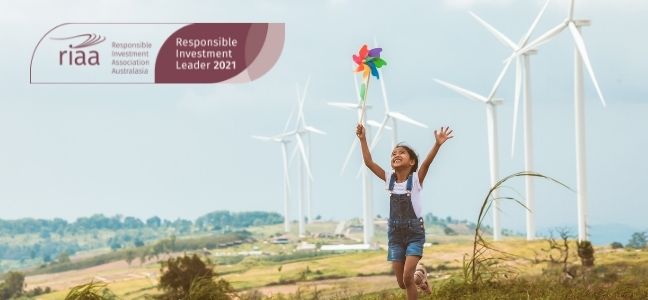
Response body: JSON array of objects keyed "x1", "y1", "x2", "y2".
[{"x1": 391, "y1": 146, "x2": 416, "y2": 171}]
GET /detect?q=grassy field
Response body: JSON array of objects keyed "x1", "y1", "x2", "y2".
[{"x1": 21, "y1": 221, "x2": 648, "y2": 299}]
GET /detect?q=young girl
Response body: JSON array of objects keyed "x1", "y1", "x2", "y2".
[{"x1": 356, "y1": 123, "x2": 453, "y2": 299}]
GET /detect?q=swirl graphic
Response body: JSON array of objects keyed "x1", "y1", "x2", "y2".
[{"x1": 50, "y1": 33, "x2": 106, "y2": 48}]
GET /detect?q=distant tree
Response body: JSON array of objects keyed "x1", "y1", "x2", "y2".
[
  {"x1": 122, "y1": 234, "x2": 133, "y2": 242},
  {"x1": 626, "y1": 232, "x2": 648, "y2": 249},
  {"x1": 173, "y1": 219, "x2": 193, "y2": 234},
  {"x1": 43, "y1": 254, "x2": 51, "y2": 263},
  {"x1": 187, "y1": 276, "x2": 233, "y2": 300},
  {"x1": 23, "y1": 286, "x2": 52, "y2": 298},
  {"x1": 39, "y1": 230, "x2": 51, "y2": 239},
  {"x1": 157, "y1": 254, "x2": 231, "y2": 300},
  {"x1": 110, "y1": 242, "x2": 122, "y2": 251},
  {"x1": 195, "y1": 210, "x2": 282, "y2": 231},
  {"x1": 124, "y1": 216, "x2": 144, "y2": 229},
  {"x1": 0, "y1": 271, "x2": 25, "y2": 299},
  {"x1": 610, "y1": 242, "x2": 624, "y2": 249},
  {"x1": 425, "y1": 213, "x2": 439, "y2": 225},
  {"x1": 139, "y1": 248, "x2": 149, "y2": 265},
  {"x1": 57, "y1": 251, "x2": 71, "y2": 264},
  {"x1": 126, "y1": 250, "x2": 135, "y2": 266},
  {"x1": 577, "y1": 240, "x2": 595, "y2": 267},
  {"x1": 315, "y1": 215, "x2": 322, "y2": 221},
  {"x1": 443, "y1": 226, "x2": 457, "y2": 236},
  {"x1": 134, "y1": 238, "x2": 145, "y2": 247},
  {"x1": 147, "y1": 216, "x2": 162, "y2": 228}
]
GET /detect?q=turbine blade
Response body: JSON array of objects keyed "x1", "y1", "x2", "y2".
[
  {"x1": 435, "y1": 79, "x2": 489, "y2": 103},
  {"x1": 296, "y1": 84, "x2": 304, "y2": 126},
  {"x1": 369, "y1": 116, "x2": 390, "y2": 151},
  {"x1": 301, "y1": 76, "x2": 311, "y2": 105},
  {"x1": 295, "y1": 134, "x2": 314, "y2": 181},
  {"x1": 487, "y1": 57, "x2": 514, "y2": 100},
  {"x1": 367, "y1": 119, "x2": 392, "y2": 130},
  {"x1": 568, "y1": 22, "x2": 607, "y2": 107},
  {"x1": 569, "y1": 0, "x2": 575, "y2": 20},
  {"x1": 283, "y1": 101, "x2": 297, "y2": 134},
  {"x1": 289, "y1": 142, "x2": 298, "y2": 166},
  {"x1": 511, "y1": 57, "x2": 522, "y2": 158},
  {"x1": 328, "y1": 102, "x2": 359, "y2": 110},
  {"x1": 519, "y1": 0, "x2": 551, "y2": 47},
  {"x1": 517, "y1": 21, "x2": 568, "y2": 56},
  {"x1": 469, "y1": 11, "x2": 517, "y2": 50},
  {"x1": 272, "y1": 130, "x2": 297, "y2": 140},
  {"x1": 388, "y1": 112, "x2": 428, "y2": 128},
  {"x1": 340, "y1": 138, "x2": 358, "y2": 175},
  {"x1": 299, "y1": 76, "x2": 311, "y2": 126},
  {"x1": 305, "y1": 126, "x2": 326, "y2": 135}
]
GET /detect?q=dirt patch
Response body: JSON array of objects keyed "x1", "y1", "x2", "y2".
[
  {"x1": 247, "y1": 275, "x2": 396, "y2": 297},
  {"x1": 24, "y1": 253, "x2": 183, "y2": 291}
]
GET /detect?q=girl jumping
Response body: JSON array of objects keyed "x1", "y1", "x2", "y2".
[{"x1": 356, "y1": 123, "x2": 453, "y2": 299}]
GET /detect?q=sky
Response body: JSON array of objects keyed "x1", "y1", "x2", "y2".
[{"x1": 0, "y1": 0, "x2": 647, "y2": 241}]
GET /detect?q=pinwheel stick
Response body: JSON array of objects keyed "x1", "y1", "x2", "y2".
[
  {"x1": 359, "y1": 76, "x2": 370, "y2": 125},
  {"x1": 352, "y1": 44, "x2": 386, "y2": 125}
]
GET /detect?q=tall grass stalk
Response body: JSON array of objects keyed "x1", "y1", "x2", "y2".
[{"x1": 464, "y1": 171, "x2": 572, "y2": 286}]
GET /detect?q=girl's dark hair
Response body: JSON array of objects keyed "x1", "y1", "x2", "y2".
[{"x1": 394, "y1": 143, "x2": 419, "y2": 173}]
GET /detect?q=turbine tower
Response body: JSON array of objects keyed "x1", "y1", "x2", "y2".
[
  {"x1": 434, "y1": 79, "x2": 503, "y2": 241},
  {"x1": 251, "y1": 135, "x2": 292, "y2": 233},
  {"x1": 511, "y1": 0, "x2": 606, "y2": 242},
  {"x1": 469, "y1": 0, "x2": 550, "y2": 240},
  {"x1": 278, "y1": 77, "x2": 326, "y2": 237}
]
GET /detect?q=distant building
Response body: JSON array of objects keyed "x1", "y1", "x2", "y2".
[{"x1": 271, "y1": 237, "x2": 289, "y2": 244}]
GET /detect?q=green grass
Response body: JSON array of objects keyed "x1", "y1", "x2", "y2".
[{"x1": 26, "y1": 219, "x2": 648, "y2": 300}]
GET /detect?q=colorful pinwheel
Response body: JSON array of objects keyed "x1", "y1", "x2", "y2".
[
  {"x1": 353, "y1": 44, "x2": 387, "y2": 124},
  {"x1": 353, "y1": 44, "x2": 387, "y2": 80}
]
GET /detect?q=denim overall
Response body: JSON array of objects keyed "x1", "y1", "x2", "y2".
[{"x1": 387, "y1": 173, "x2": 425, "y2": 261}]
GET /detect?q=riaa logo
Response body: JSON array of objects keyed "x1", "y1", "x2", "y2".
[{"x1": 51, "y1": 34, "x2": 105, "y2": 66}]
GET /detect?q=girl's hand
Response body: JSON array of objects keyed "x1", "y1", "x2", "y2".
[
  {"x1": 435, "y1": 126, "x2": 454, "y2": 145},
  {"x1": 356, "y1": 123, "x2": 366, "y2": 140}
]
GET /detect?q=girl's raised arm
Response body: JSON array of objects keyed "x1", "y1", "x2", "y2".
[
  {"x1": 418, "y1": 126, "x2": 453, "y2": 186},
  {"x1": 356, "y1": 124, "x2": 386, "y2": 181}
]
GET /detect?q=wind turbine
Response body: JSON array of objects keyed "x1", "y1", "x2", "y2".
[
  {"x1": 434, "y1": 79, "x2": 504, "y2": 241},
  {"x1": 252, "y1": 102, "x2": 298, "y2": 233},
  {"x1": 508, "y1": 0, "x2": 606, "y2": 242},
  {"x1": 277, "y1": 77, "x2": 326, "y2": 237},
  {"x1": 469, "y1": 0, "x2": 551, "y2": 240},
  {"x1": 328, "y1": 71, "x2": 392, "y2": 245}
]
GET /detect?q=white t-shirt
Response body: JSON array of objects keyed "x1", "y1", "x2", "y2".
[{"x1": 384, "y1": 170, "x2": 423, "y2": 219}]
